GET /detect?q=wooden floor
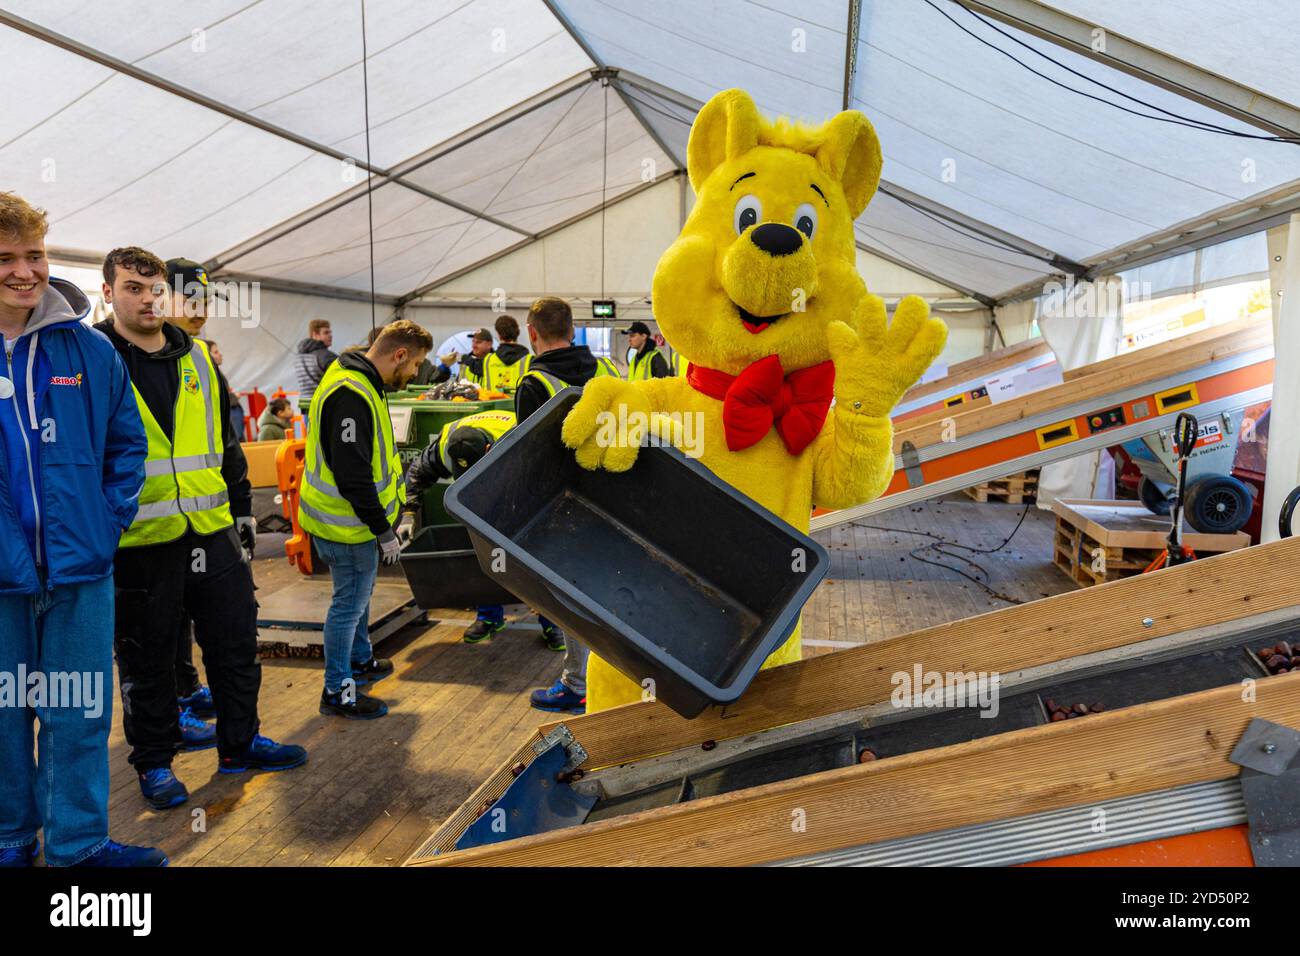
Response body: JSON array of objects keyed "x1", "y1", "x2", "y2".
[{"x1": 104, "y1": 496, "x2": 1075, "y2": 865}]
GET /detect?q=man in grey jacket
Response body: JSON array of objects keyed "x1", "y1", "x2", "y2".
[{"x1": 294, "y1": 319, "x2": 336, "y2": 414}]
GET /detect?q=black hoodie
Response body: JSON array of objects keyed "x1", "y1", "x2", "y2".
[
  {"x1": 495, "y1": 342, "x2": 531, "y2": 367},
  {"x1": 95, "y1": 319, "x2": 251, "y2": 520},
  {"x1": 314, "y1": 350, "x2": 393, "y2": 537},
  {"x1": 514, "y1": 344, "x2": 603, "y2": 422}
]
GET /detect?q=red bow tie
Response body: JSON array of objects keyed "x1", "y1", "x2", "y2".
[{"x1": 687, "y1": 355, "x2": 835, "y2": 455}]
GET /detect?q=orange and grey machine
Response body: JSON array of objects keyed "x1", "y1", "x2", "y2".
[{"x1": 812, "y1": 340, "x2": 1274, "y2": 533}]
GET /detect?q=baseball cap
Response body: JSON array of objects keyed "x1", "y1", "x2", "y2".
[
  {"x1": 470, "y1": 327, "x2": 494, "y2": 343},
  {"x1": 621, "y1": 320, "x2": 652, "y2": 336},
  {"x1": 166, "y1": 258, "x2": 226, "y2": 301},
  {"x1": 446, "y1": 426, "x2": 491, "y2": 478}
]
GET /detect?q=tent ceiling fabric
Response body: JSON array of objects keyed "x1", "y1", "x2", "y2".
[{"x1": 4, "y1": 0, "x2": 1298, "y2": 303}]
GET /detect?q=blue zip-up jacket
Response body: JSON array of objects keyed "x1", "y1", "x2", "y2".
[{"x1": 0, "y1": 278, "x2": 146, "y2": 594}]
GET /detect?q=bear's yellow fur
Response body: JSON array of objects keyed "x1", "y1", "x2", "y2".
[{"x1": 562, "y1": 89, "x2": 948, "y2": 713}]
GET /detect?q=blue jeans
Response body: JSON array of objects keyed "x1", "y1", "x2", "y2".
[
  {"x1": 0, "y1": 576, "x2": 114, "y2": 866},
  {"x1": 315, "y1": 537, "x2": 378, "y2": 694}
]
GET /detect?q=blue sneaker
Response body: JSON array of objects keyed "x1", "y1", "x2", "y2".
[
  {"x1": 529, "y1": 679, "x2": 585, "y2": 713},
  {"x1": 178, "y1": 685, "x2": 215, "y2": 719},
  {"x1": 0, "y1": 838, "x2": 38, "y2": 867},
  {"x1": 139, "y1": 767, "x2": 189, "y2": 810},
  {"x1": 74, "y1": 839, "x2": 167, "y2": 867},
  {"x1": 179, "y1": 706, "x2": 217, "y2": 751},
  {"x1": 219, "y1": 734, "x2": 308, "y2": 774}
]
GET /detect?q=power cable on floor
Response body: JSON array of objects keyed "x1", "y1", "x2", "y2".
[{"x1": 852, "y1": 501, "x2": 1033, "y2": 605}]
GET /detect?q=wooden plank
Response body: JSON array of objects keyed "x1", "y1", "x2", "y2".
[
  {"x1": 893, "y1": 321, "x2": 1273, "y2": 455},
  {"x1": 416, "y1": 670, "x2": 1300, "y2": 866},
  {"x1": 1053, "y1": 498, "x2": 1251, "y2": 553},
  {"x1": 1060, "y1": 314, "x2": 1270, "y2": 383},
  {"x1": 900, "y1": 338, "x2": 1055, "y2": 404},
  {"x1": 530, "y1": 534, "x2": 1300, "y2": 771}
]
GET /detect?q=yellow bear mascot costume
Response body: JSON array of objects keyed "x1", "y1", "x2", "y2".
[{"x1": 563, "y1": 88, "x2": 948, "y2": 714}]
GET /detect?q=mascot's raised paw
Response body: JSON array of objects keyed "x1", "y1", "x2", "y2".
[
  {"x1": 828, "y1": 293, "x2": 948, "y2": 419},
  {"x1": 561, "y1": 375, "x2": 653, "y2": 472}
]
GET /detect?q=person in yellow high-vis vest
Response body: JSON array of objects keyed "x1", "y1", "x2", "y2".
[
  {"x1": 300, "y1": 319, "x2": 432, "y2": 719},
  {"x1": 96, "y1": 246, "x2": 306, "y2": 812},
  {"x1": 514, "y1": 298, "x2": 620, "y2": 714},
  {"x1": 622, "y1": 320, "x2": 671, "y2": 380},
  {"x1": 455, "y1": 327, "x2": 498, "y2": 388},
  {"x1": 398, "y1": 408, "x2": 522, "y2": 642},
  {"x1": 489, "y1": 314, "x2": 533, "y2": 389}
]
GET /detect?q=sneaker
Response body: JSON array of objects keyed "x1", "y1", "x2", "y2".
[
  {"x1": 540, "y1": 621, "x2": 565, "y2": 652},
  {"x1": 219, "y1": 734, "x2": 308, "y2": 774},
  {"x1": 529, "y1": 679, "x2": 586, "y2": 713},
  {"x1": 177, "y1": 685, "x2": 215, "y2": 719},
  {"x1": 351, "y1": 657, "x2": 394, "y2": 685},
  {"x1": 74, "y1": 839, "x2": 168, "y2": 867},
  {"x1": 319, "y1": 688, "x2": 389, "y2": 720},
  {"x1": 178, "y1": 706, "x2": 217, "y2": 752},
  {"x1": 0, "y1": 838, "x2": 38, "y2": 867},
  {"x1": 138, "y1": 767, "x2": 189, "y2": 810},
  {"x1": 463, "y1": 619, "x2": 505, "y2": 644}
]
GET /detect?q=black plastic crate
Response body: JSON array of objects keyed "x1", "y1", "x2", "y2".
[
  {"x1": 399, "y1": 524, "x2": 517, "y2": 610},
  {"x1": 445, "y1": 389, "x2": 829, "y2": 717}
]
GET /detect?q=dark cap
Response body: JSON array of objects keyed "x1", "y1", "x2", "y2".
[
  {"x1": 166, "y1": 258, "x2": 225, "y2": 301},
  {"x1": 621, "y1": 320, "x2": 652, "y2": 336},
  {"x1": 445, "y1": 426, "x2": 491, "y2": 478},
  {"x1": 470, "y1": 327, "x2": 494, "y2": 343}
]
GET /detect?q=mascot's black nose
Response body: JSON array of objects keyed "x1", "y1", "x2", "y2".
[{"x1": 750, "y1": 222, "x2": 803, "y2": 257}]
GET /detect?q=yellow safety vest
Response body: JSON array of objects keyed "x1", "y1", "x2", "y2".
[
  {"x1": 298, "y1": 361, "x2": 405, "y2": 543},
  {"x1": 520, "y1": 356, "x2": 620, "y2": 400},
  {"x1": 459, "y1": 351, "x2": 529, "y2": 390},
  {"x1": 628, "y1": 346, "x2": 665, "y2": 381},
  {"x1": 120, "y1": 340, "x2": 231, "y2": 548},
  {"x1": 670, "y1": 352, "x2": 688, "y2": 377},
  {"x1": 436, "y1": 410, "x2": 516, "y2": 473}
]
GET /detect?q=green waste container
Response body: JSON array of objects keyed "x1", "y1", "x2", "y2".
[{"x1": 390, "y1": 396, "x2": 515, "y2": 527}]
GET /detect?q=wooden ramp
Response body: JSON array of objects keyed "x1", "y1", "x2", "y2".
[
  {"x1": 815, "y1": 316, "x2": 1274, "y2": 531},
  {"x1": 409, "y1": 535, "x2": 1300, "y2": 867}
]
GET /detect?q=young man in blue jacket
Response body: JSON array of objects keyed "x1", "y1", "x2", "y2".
[{"x1": 0, "y1": 192, "x2": 165, "y2": 867}]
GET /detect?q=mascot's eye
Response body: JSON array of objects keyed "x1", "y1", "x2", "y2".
[
  {"x1": 794, "y1": 203, "x2": 818, "y2": 239},
  {"x1": 733, "y1": 195, "x2": 762, "y2": 235}
]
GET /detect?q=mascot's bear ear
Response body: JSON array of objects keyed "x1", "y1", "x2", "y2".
[
  {"x1": 687, "y1": 88, "x2": 762, "y2": 194},
  {"x1": 815, "y1": 110, "x2": 882, "y2": 220}
]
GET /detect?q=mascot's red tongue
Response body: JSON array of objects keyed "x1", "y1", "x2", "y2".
[{"x1": 742, "y1": 318, "x2": 770, "y2": 334}]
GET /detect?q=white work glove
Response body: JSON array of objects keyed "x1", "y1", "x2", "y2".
[
  {"x1": 378, "y1": 529, "x2": 401, "y2": 566},
  {"x1": 395, "y1": 512, "x2": 416, "y2": 545},
  {"x1": 236, "y1": 516, "x2": 257, "y2": 561}
]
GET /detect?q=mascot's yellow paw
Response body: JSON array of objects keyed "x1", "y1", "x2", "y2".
[
  {"x1": 560, "y1": 375, "x2": 653, "y2": 472},
  {"x1": 828, "y1": 293, "x2": 948, "y2": 417}
]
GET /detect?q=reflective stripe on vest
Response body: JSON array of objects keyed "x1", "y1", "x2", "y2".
[
  {"x1": 520, "y1": 356, "x2": 619, "y2": 400},
  {"x1": 120, "y1": 339, "x2": 231, "y2": 548},
  {"x1": 628, "y1": 347, "x2": 664, "y2": 381},
  {"x1": 297, "y1": 362, "x2": 406, "y2": 543},
  {"x1": 436, "y1": 410, "x2": 517, "y2": 473}
]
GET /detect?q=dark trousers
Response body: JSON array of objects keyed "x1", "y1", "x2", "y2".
[
  {"x1": 113, "y1": 528, "x2": 262, "y2": 768},
  {"x1": 175, "y1": 617, "x2": 201, "y2": 698}
]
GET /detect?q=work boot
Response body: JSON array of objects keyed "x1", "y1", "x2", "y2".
[
  {"x1": 179, "y1": 706, "x2": 217, "y2": 751},
  {"x1": 0, "y1": 839, "x2": 38, "y2": 867},
  {"x1": 463, "y1": 618, "x2": 504, "y2": 644},
  {"x1": 319, "y1": 688, "x2": 389, "y2": 720},
  {"x1": 74, "y1": 840, "x2": 168, "y2": 867},
  {"x1": 177, "y1": 684, "x2": 215, "y2": 719},
  {"x1": 138, "y1": 767, "x2": 189, "y2": 810},
  {"x1": 351, "y1": 657, "x2": 394, "y2": 685},
  {"x1": 219, "y1": 735, "x2": 308, "y2": 774},
  {"x1": 529, "y1": 679, "x2": 585, "y2": 714},
  {"x1": 540, "y1": 621, "x2": 565, "y2": 652}
]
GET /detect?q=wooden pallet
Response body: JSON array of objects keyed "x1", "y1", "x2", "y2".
[
  {"x1": 1051, "y1": 498, "x2": 1250, "y2": 587},
  {"x1": 963, "y1": 469, "x2": 1039, "y2": 503}
]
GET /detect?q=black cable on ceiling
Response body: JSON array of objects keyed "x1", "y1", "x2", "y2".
[
  {"x1": 932, "y1": 0, "x2": 1300, "y2": 144},
  {"x1": 360, "y1": 0, "x2": 378, "y2": 331}
]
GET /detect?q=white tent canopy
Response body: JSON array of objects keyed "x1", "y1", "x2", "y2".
[{"x1": 4, "y1": 0, "x2": 1298, "y2": 386}]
